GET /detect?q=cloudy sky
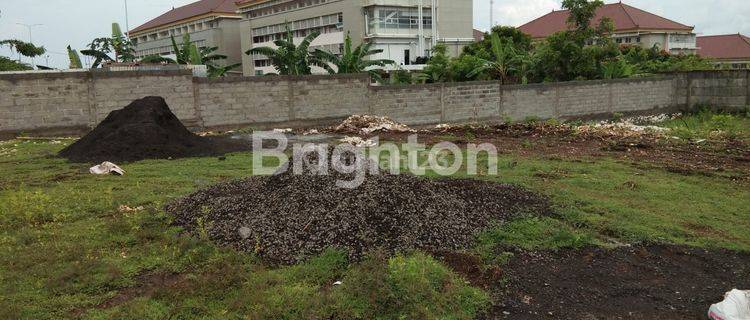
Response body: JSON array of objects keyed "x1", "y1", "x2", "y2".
[{"x1": 1, "y1": 0, "x2": 749, "y2": 68}]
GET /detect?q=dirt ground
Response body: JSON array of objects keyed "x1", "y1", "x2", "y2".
[
  {"x1": 438, "y1": 245, "x2": 750, "y2": 320},
  {"x1": 365, "y1": 124, "x2": 750, "y2": 181}
]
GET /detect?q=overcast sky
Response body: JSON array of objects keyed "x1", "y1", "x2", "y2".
[{"x1": 1, "y1": 0, "x2": 749, "y2": 68}]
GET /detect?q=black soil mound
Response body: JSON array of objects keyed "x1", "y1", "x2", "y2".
[
  {"x1": 490, "y1": 245, "x2": 750, "y2": 319},
  {"x1": 166, "y1": 169, "x2": 553, "y2": 264},
  {"x1": 59, "y1": 96, "x2": 247, "y2": 163}
]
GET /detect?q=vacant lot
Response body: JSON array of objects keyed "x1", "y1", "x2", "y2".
[{"x1": 1, "y1": 111, "x2": 749, "y2": 319}]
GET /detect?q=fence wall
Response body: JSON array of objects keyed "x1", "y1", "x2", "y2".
[{"x1": 1, "y1": 69, "x2": 748, "y2": 137}]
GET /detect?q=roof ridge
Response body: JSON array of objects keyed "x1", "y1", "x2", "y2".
[
  {"x1": 619, "y1": 1, "x2": 691, "y2": 29},
  {"x1": 741, "y1": 34, "x2": 750, "y2": 47},
  {"x1": 699, "y1": 34, "x2": 741, "y2": 38},
  {"x1": 615, "y1": 2, "x2": 638, "y2": 28}
]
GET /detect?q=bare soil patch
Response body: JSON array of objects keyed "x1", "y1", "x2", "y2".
[
  {"x1": 366, "y1": 123, "x2": 750, "y2": 179},
  {"x1": 488, "y1": 245, "x2": 750, "y2": 319}
]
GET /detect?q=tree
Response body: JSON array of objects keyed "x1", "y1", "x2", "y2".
[
  {"x1": 80, "y1": 23, "x2": 135, "y2": 67},
  {"x1": 463, "y1": 26, "x2": 533, "y2": 57},
  {"x1": 0, "y1": 39, "x2": 46, "y2": 59},
  {"x1": 0, "y1": 39, "x2": 45, "y2": 71},
  {"x1": 467, "y1": 33, "x2": 519, "y2": 84},
  {"x1": 0, "y1": 56, "x2": 31, "y2": 71},
  {"x1": 312, "y1": 32, "x2": 394, "y2": 79},
  {"x1": 562, "y1": 0, "x2": 605, "y2": 33},
  {"x1": 449, "y1": 54, "x2": 487, "y2": 82},
  {"x1": 246, "y1": 24, "x2": 321, "y2": 75},
  {"x1": 422, "y1": 44, "x2": 452, "y2": 83}
]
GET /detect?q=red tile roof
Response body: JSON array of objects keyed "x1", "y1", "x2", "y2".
[
  {"x1": 518, "y1": 2, "x2": 693, "y2": 38},
  {"x1": 129, "y1": 0, "x2": 239, "y2": 35},
  {"x1": 697, "y1": 34, "x2": 750, "y2": 60}
]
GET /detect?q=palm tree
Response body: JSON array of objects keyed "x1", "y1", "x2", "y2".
[
  {"x1": 312, "y1": 32, "x2": 394, "y2": 78},
  {"x1": 246, "y1": 24, "x2": 320, "y2": 75},
  {"x1": 468, "y1": 33, "x2": 518, "y2": 84}
]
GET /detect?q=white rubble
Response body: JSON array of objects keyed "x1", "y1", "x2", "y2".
[
  {"x1": 90, "y1": 162, "x2": 125, "y2": 175},
  {"x1": 339, "y1": 136, "x2": 377, "y2": 148}
]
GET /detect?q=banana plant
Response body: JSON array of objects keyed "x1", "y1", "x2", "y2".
[
  {"x1": 312, "y1": 32, "x2": 394, "y2": 80},
  {"x1": 246, "y1": 24, "x2": 321, "y2": 75},
  {"x1": 80, "y1": 23, "x2": 134, "y2": 67},
  {"x1": 166, "y1": 34, "x2": 239, "y2": 77},
  {"x1": 67, "y1": 45, "x2": 83, "y2": 69},
  {"x1": 467, "y1": 33, "x2": 519, "y2": 84}
]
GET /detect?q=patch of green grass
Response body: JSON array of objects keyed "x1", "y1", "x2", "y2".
[
  {"x1": 483, "y1": 156, "x2": 750, "y2": 251},
  {"x1": 329, "y1": 252, "x2": 489, "y2": 319},
  {"x1": 2, "y1": 136, "x2": 749, "y2": 318},
  {"x1": 478, "y1": 217, "x2": 594, "y2": 252},
  {"x1": 0, "y1": 141, "x2": 489, "y2": 319},
  {"x1": 660, "y1": 109, "x2": 750, "y2": 141}
]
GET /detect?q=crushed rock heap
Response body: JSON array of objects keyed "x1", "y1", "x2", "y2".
[
  {"x1": 166, "y1": 157, "x2": 553, "y2": 264},
  {"x1": 333, "y1": 115, "x2": 414, "y2": 135},
  {"x1": 59, "y1": 96, "x2": 246, "y2": 163}
]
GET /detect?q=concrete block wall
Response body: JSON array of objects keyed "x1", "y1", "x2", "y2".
[
  {"x1": 501, "y1": 84, "x2": 557, "y2": 120},
  {"x1": 443, "y1": 82, "x2": 502, "y2": 122},
  {"x1": 90, "y1": 70, "x2": 197, "y2": 125},
  {"x1": 368, "y1": 84, "x2": 443, "y2": 125},
  {"x1": 195, "y1": 77, "x2": 291, "y2": 128},
  {"x1": 684, "y1": 70, "x2": 750, "y2": 110},
  {"x1": 609, "y1": 77, "x2": 676, "y2": 113},
  {"x1": 290, "y1": 75, "x2": 369, "y2": 120},
  {"x1": 0, "y1": 69, "x2": 747, "y2": 137},
  {"x1": 0, "y1": 71, "x2": 91, "y2": 134}
]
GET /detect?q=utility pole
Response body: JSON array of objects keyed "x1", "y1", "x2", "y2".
[
  {"x1": 124, "y1": 0, "x2": 131, "y2": 39},
  {"x1": 490, "y1": 0, "x2": 494, "y2": 29},
  {"x1": 16, "y1": 23, "x2": 43, "y2": 68}
]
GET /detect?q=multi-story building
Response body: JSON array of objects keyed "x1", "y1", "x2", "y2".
[
  {"x1": 518, "y1": 2, "x2": 697, "y2": 55},
  {"x1": 128, "y1": 0, "x2": 243, "y2": 69},
  {"x1": 236, "y1": 0, "x2": 474, "y2": 76},
  {"x1": 697, "y1": 34, "x2": 750, "y2": 69}
]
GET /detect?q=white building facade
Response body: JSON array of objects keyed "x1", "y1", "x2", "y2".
[{"x1": 237, "y1": 0, "x2": 473, "y2": 76}]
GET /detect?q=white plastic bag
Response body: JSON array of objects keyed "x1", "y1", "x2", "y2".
[
  {"x1": 90, "y1": 162, "x2": 125, "y2": 176},
  {"x1": 709, "y1": 289, "x2": 750, "y2": 320}
]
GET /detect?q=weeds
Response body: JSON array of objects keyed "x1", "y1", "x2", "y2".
[{"x1": 661, "y1": 108, "x2": 750, "y2": 141}]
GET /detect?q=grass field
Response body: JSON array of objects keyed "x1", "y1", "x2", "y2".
[{"x1": 1, "y1": 112, "x2": 749, "y2": 319}]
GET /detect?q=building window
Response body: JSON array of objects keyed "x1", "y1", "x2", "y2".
[{"x1": 367, "y1": 7, "x2": 432, "y2": 31}]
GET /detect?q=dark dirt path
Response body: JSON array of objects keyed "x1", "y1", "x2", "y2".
[{"x1": 445, "y1": 245, "x2": 750, "y2": 319}]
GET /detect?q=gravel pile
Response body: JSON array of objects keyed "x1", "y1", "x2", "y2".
[
  {"x1": 166, "y1": 166, "x2": 552, "y2": 264},
  {"x1": 59, "y1": 96, "x2": 247, "y2": 163}
]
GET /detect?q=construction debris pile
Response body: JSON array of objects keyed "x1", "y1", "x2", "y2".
[
  {"x1": 333, "y1": 115, "x2": 414, "y2": 135},
  {"x1": 166, "y1": 158, "x2": 552, "y2": 264},
  {"x1": 59, "y1": 97, "x2": 247, "y2": 163},
  {"x1": 575, "y1": 114, "x2": 679, "y2": 139}
]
